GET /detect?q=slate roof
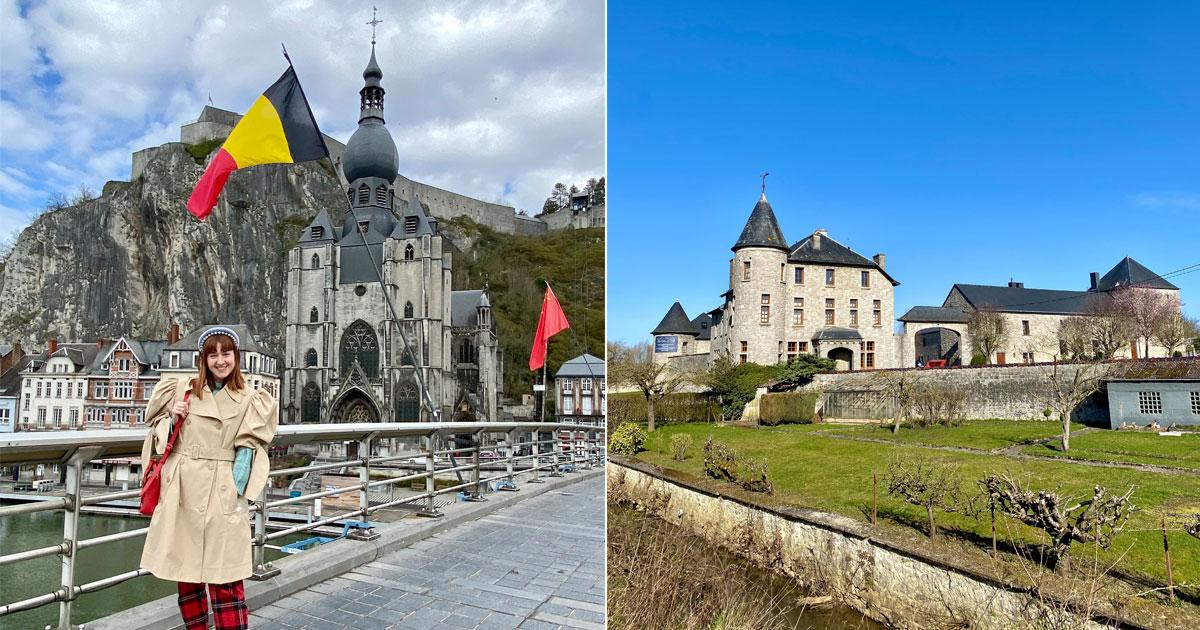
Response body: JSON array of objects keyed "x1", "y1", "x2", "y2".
[
  {"x1": 691, "y1": 313, "x2": 713, "y2": 341},
  {"x1": 1095, "y1": 257, "x2": 1178, "y2": 291},
  {"x1": 298, "y1": 209, "x2": 336, "y2": 246},
  {"x1": 27, "y1": 344, "x2": 104, "y2": 374},
  {"x1": 0, "y1": 355, "x2": 35, "y2": 396},
  {"x1": 164, "y1": 324, "x2": 272, "y2": 356},
  {"x1": 451, "y1": 289, "x2": 489, "y2": 328},
  {"x1": 732, "y1": 193, "x2": 789, "y2": 251},
  {"x1": 0, "y1": 345, "x2": 12, "y2": 357},
  {"x1": 788, "y1": 231, "x2": 899, "y2": 286},
  {"x1": 555, "y1": 353, "x2": 605, "y2": 379},
  {"x1": 898, "y1": 306, "x2": 970, "y2": 323},
  {"x1": 391, "y1": 192, "x2": 435, "y2": 239},
  {"x1": 651, "y1": 302, "x2": 695, "y2": 335},
  {"x1": 812, "y1": 327, "x2": 863, "y2": 341},
  {"x1": 948, "y1": 284, "x2": 1101, "y2": 315}
]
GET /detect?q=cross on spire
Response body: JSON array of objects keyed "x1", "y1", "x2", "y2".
[
  {"x1": 760, "y1": 172, "x2": 769, "y2": 195},
  {"x1": 367, "y1": 6, "x2": 383, "y2": 45}
]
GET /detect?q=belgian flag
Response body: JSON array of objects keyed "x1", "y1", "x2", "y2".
[{"x1": 186, "y1": 65, "x2": 328, "y2": 220}]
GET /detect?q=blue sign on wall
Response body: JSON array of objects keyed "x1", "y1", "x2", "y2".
[{"x1": 655, "y1": 336, "x2": 678, "y2": 353}]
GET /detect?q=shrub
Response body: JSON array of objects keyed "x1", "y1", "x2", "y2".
[
  {"x1": 610, "y1": 422, "x2": 648, "y2": 456},
  {"x1": 738, "y1": 458, "x2": 773, "y2": 494},
  {"x1": 608, "y1": 392, "x2": 719, "y2": 427},
  {"x1": 969, "y1": 353, "x2": 987, "y2": 366},
  {"x1": 670, "y1": 434, "x2": 693, "y2": 461},
  {"x1": 909, "y1": 384, "x2": 967, "y2": 427},
  {"x1": 703, "y1": 437, "x2": 772, "y2": 493},
  {"x1": 185, "y1": 137, "x2": 227, "y2": 163},
  {"x1": 758, "y1": 392, "x2": 820, "y2": 425}
]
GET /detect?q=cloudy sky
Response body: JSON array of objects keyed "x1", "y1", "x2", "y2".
[{"x1": 0, "y1": 0, "x2": 605, "y2": 237}]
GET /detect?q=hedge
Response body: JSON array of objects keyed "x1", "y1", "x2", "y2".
[
  {"x1": 608, "y1": 392, "x2": 720, "y2": 426},
  {"x1": 758, "y1": 392, "x2": 820, "y2": 426}
]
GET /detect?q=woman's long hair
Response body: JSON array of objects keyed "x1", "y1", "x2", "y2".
[{"x1": 190, "y1": 333, "x2": 246, "y2": 398}]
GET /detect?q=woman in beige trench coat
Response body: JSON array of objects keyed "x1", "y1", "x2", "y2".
[{"x1": 139, "y1": 326, "x2": 277, "y2": 630}]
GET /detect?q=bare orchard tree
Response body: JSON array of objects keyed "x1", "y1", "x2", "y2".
[
  {"x1": 1110, "y1": 287, "x2": 1178, "y2": 358},
  {"x1": 881, "y1": 370, "x2": 916, "y2": 434},
  {"x1": 884, "y1": 455, "x2": 978, "y2": 539},
  {"x1": 608, "y1": 341, "x2": 693, "y2": 433},
  {"x1": 981, "y1": 474, "x2": 1134, "y2": 570},
  {"x1": 967, "y1": 308, "x2": 1008, "y2": 363},
  {"x1": 1079, "y1": 295, "x2": 1134, "y2": 359},
  {"x1": 1042, "y1": 359, "x2": 1107, "y2": 452},
  {"x1": 1152, "y1": 312, "x2": 1198, "y2": 358},
  {"x1": 1055, "y1": 316, "x2": 1093, "y2": 361}
]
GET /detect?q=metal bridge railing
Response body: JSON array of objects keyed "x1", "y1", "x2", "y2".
[{"x1": 0, "y1": 421, "x2": 606, "y2": 629}]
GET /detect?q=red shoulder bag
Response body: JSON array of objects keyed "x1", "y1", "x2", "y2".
[{"x1": 139, "y1": 390, "x2": 191, "y2": 516}]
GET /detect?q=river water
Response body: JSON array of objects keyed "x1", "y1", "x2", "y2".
[{"x1": 0, "y1": 510, "x2": 302, "y2": 629}]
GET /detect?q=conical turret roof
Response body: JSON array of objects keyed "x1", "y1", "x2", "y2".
[
  {"x1": 732, "y1": 192, "x2": 788, "y2": 251},
  {"x1": 652, "y1": 302, "x2": 696, "y2": 335}
]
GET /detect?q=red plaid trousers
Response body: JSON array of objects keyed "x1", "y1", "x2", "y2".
[{"x1": 177, "y1": 580, "x2": 248, "y2": 630}]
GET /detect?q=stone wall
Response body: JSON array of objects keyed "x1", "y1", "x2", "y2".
[
  {"x1": 799, "y1": 362, "x2": 1117, "y2": 422},
  {"x1": 609, "y1": 461, "x2": 1127, "y2": 630},
  {"x1": 393, "y1": 175, "x2": 530, "y2": 236}
]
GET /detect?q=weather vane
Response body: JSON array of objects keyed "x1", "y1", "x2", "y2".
[
  {"x1": 367, "y1": 6, "x2": 383, "y2": 45},
  {"x1": 761, "y1": 172, "x2": 769, "y2": 195}
]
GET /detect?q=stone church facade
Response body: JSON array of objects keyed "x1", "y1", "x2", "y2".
[{"x1": 282, "y1": 45, "x2": 502, "y2": 426}]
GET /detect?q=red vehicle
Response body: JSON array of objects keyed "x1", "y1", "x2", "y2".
[{"x1": 923, "y1": 359, "x2": 948, "y2": 368}]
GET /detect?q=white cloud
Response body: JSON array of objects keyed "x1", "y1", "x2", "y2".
[
  {"x1": 1131, "y1": 192, "x2": 1200, "y2": 211},
  {"x1": 0, "y1": 0, "x2": 604, "y2": 229}
]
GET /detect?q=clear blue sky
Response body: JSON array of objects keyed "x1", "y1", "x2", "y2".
[{"x1": 608, "y1": 2, "x2": 1200, "y2": 344}]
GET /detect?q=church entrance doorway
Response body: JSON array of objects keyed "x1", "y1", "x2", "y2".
[
  {"x1": 331, "y1": 389, "x2": 380, "y2": 423},
  {"x1": 827, "y1": 347, "x2": 854, "y2": 371}
]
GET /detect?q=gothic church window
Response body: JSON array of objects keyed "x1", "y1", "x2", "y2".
[
  {"x1": 311, "y1": 254, "x2": 320, "y2": 269},
  {"x1": 404, "y1": 301, "x2": 414, "y2": 318},
  {"x1": 396, "y1": 381, "x2": 420, "y2": 422},
  {"x1": 305, "y1": 349, "x2": 317, "y2": 367},
  {"x1": 302, "y1": 383, "x2": 321, "y2": 422},
  {"x1": 404, "y1": 244, "x2": 414, "y2": 261},
  {"x1": 340, "y1": 320, "x2": 379, "y2": 378},
  {"x1": 310, "y1": 307, "x2": 319, "y2": 323}
]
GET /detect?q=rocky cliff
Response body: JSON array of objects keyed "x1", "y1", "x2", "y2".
[{"x1": 0, "y1": 142, "x2": 345, "y2": 353}]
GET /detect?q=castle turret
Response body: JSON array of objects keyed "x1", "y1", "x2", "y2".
[
  {"x1": 727, "y1": 192, "x2": 789, "y2": 364},
  {"x1": 651, "y1": 301, "x2": 698, "y2": 362}
]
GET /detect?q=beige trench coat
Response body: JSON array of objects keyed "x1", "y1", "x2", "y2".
[{"x1": 139, "y1": 376, "x2": 277, "y2": 584}]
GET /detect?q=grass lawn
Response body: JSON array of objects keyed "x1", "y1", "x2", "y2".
[
  {"x1": 817, "y1": 418, "x2": 1084, "y2": 451},
  {"x1": 636, "y1": 423, "x2": 1200, "y2": 600},
  {"x1": 1023, "y1": 430, "x2": 1200, "y2": 471}
]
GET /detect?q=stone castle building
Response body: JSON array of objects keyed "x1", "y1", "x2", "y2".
[
  {"x1": 282, "y1": 44, "x2": 503, "y2": 425},
  {"x1": 900, "y1": 257, "x2": 1182, "y2": 366},
  {"x1": 653, "y1": 192, "x2": 898, "y2": 371},
  {"x1": 651, "y1": 190, "x2": 1185, "y2": 373}
]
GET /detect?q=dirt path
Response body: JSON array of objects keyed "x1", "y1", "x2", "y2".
[{"x1": 806, "y1": 428, "x2": 1198, "y2": 477}]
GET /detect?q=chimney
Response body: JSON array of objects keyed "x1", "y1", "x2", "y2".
[
  {"x1": 48, "y1": 338, "x2": 58, "y2": 355},
  {"x1": 873, "y1": 253, "x2": 886, "y2": 270},
  {"x1": 168, "y1": 323, "x2": 180, "y2": 345},
  {"x1": 1089, "y1": 272, "x2": 1099, "y2": 291},
  {"x1": 96, "y1": 338, "x2": 104, "y2": 349},
  {"x1": 813, "y1": 229, "x2": 827, "y2": 250},
  {"x1": 1008, "y1": 281, "x2": 1024, "y2": 289}
]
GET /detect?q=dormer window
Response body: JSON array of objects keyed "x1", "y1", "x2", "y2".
[
  {"x1": 169, "y1": 353, "x2": 179, "y2": 368},
  {"x1": 404, "y1": 216, "x2": 418, "y2": 234},
  {"x1": 358, "y1": 221, "x2": 369, "y2": 234},
  {"x1": 311, "y1": 227, "x2": 324, "y2": 239},
  {"x1": 375, "y1": 186, "x2": 387, "y2": 205},
  {"x1": 357, "y1": 185, "x2": 369, "y2": 205}
]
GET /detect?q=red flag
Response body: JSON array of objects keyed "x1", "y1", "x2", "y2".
[{"x1": 529, "y1": 284, "x2": 570, "y2": 371}]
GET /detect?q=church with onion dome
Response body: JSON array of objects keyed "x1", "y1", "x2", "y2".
[{"x1": 281, "y1": 42, "x2": 503, "y2": 426}]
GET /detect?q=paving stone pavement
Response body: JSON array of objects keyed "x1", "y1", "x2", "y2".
[{"x1": 251, "y1": 475, "x2": 604, "y2": 630}]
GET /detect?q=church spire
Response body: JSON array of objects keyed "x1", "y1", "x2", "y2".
[{"x1": 359, "y1": 8, "x2": 385, "y2": 122}]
